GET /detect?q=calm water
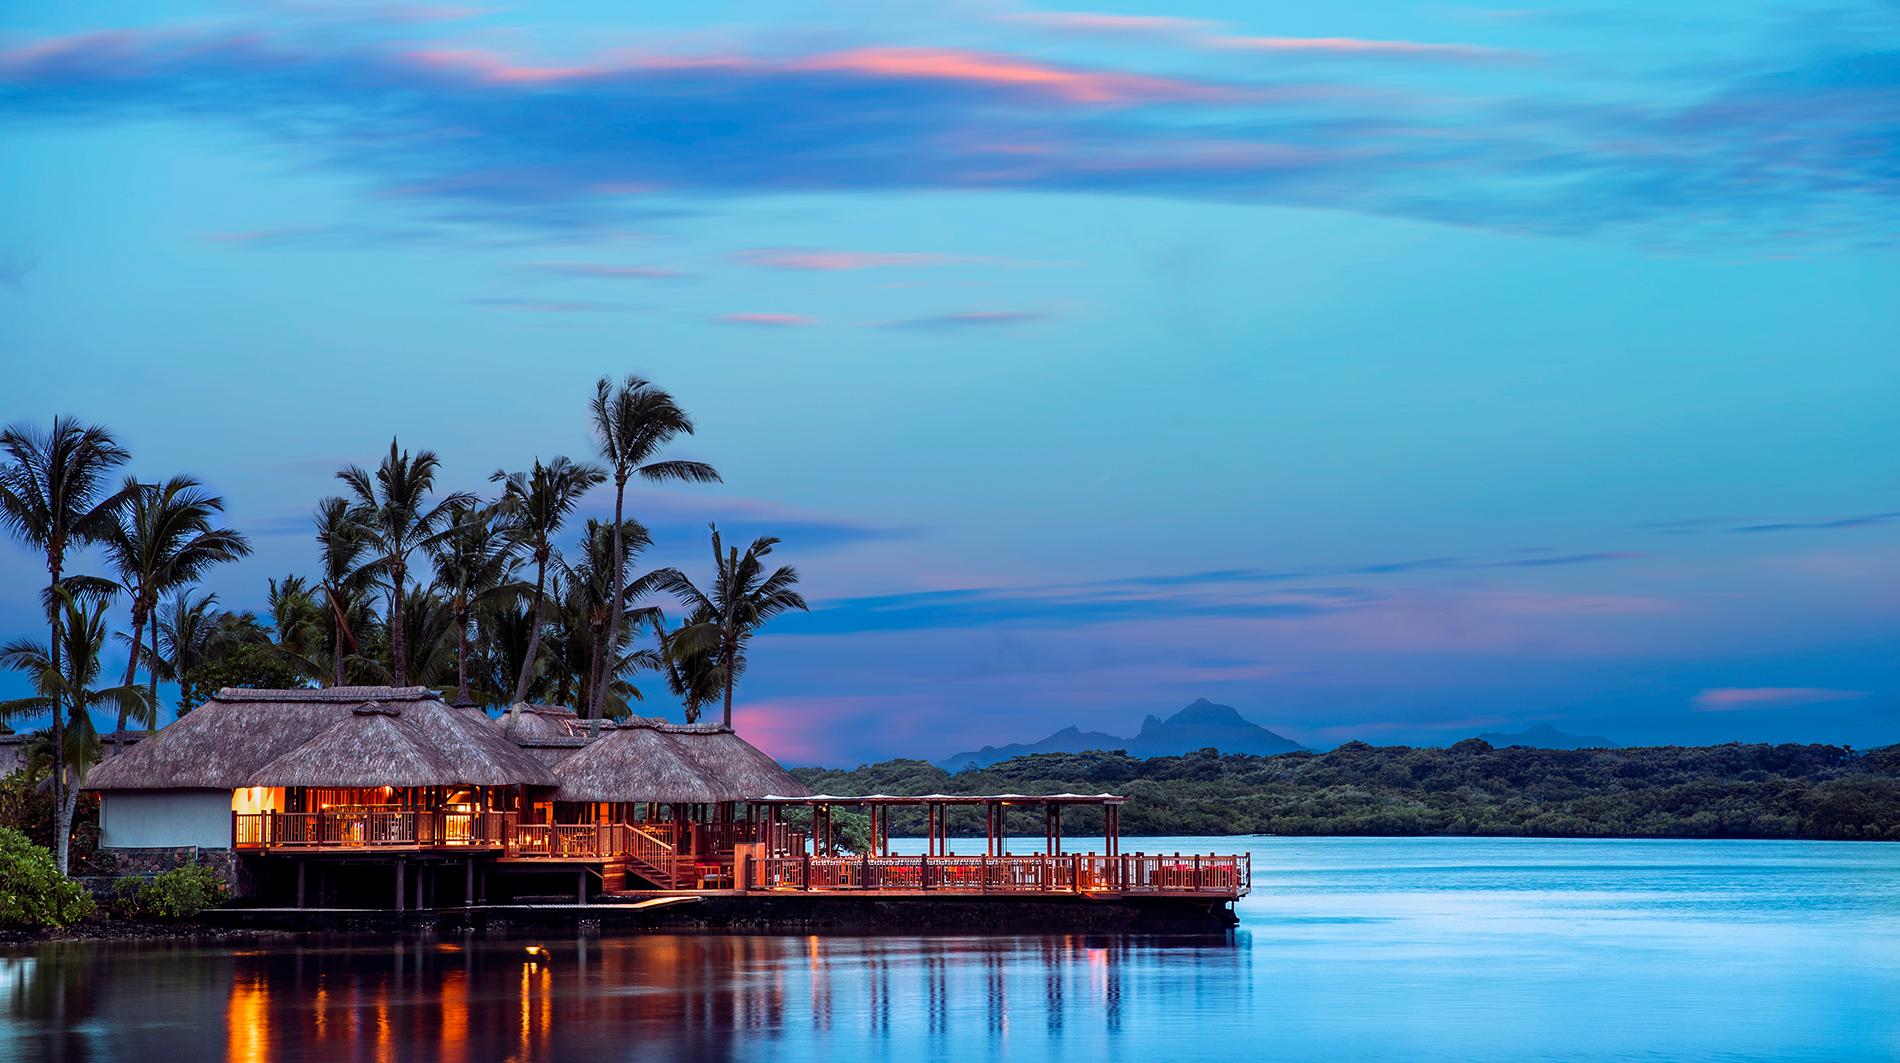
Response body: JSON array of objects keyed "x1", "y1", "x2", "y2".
[{"x1": 5, "y1": 837, "x2": 1898, "y2": 1062}]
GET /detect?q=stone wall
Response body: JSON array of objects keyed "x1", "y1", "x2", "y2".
[{"x1": 92, "y1": 846, "x2": 253, "y2": 896}]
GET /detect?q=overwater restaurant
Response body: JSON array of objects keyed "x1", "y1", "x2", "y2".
[{"x1": 85, "y1": 685, "x2": 1250, "y2": 909}]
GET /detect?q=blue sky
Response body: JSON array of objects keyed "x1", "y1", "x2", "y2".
[{"x1": 2, "y1": 0, "x2": 1896, "y2": 765}]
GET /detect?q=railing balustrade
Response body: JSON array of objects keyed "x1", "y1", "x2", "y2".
[
  {"x1": 749, "y1": 852, "x2": 1250, "y2": 896},
  {"x1": 233, "y1": 810, "x2": 517, "y2": 850}
]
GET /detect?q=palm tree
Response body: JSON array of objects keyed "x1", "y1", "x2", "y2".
[
  {"x1": 656, "y1": 614, "x2": 722, "y2": 724},
  {"x1": 588, "y1": 375, "x2": 720, "y2": 725},
  {"x1": 549, "y1": 518, "x2": 662, "y2": 730},
  {"x1": 150, "y1": 589, "x2": 235, "y2": 714},
  {"x1": 337, "y1": 440, "x2": 474, "y2": 686},
  {"x1": 0, "y1": 417, "x2": 135, "y2": 859},
  {"x1": 102, "y1": 475, "x2": 251, "y2": 749},
  {"x1": 312, "y1": 496, "x2": 377, "y2": 687},
  {"x1": 0, "y1": 589, "x2": 153, "y2": 874},
  {"x1": 656, "y1": 524, "x2": 808, "y2": 728},
  {"x1": 491, "y1": 456, "x2": 606, "y2": 706},
  {"x1": 427, "y1": 500, "x2": 524, "y2": 705}
]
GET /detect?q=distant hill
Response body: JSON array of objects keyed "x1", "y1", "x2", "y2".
[
  {"x1": 1476, "y1": 723, "x2": 1618, "y2": 750},
  {"x1": 937, "y1": 699, "x2": 1305, "y2": 771},
  {"x1": 935, "y1": 726, "x2": 1129, "y2": 773}
]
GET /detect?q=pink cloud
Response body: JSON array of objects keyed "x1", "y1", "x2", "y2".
[
  {"x1": 1692, "y1": 688, "x2": 1870, "y2": 711},
  {"x1": 789, "y1": 47, "x2": 1221, "y2": 104},
  {"x1": 717, "y1": 312, "x2": 816, "y2": 326},
  {"x1": 1002, "y1": 10, "x2": 1520, "y2": 64}
]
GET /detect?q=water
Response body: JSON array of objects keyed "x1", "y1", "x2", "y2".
[{"x1": 5, "y1": 837, "x2": 1897, "y2": 1062}]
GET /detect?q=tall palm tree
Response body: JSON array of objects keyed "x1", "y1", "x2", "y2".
[
  {"x1": 0, "y1": 589, "x2": 153, "y2": 874},
  {"x1": 337, "y1": 440, "x2": 473, "y2": 686},
  {"x1": 312, "y1": 496, "x2": 377, "y2": 687},
  {"x1": 491, "y1": 456, "x2": 606, "y2": 706},
  {"x1": 0, "y1": 417, "x2": 135, "y2": 857},
  {"x1": 102, "y1": 475, "x2": 251, "y2": 749},
  {"x1": 657, "y1": 524, "x2": 808, "y2": 728},
  {"x1": 428, "y1": 500, "x2": 525, "y2": 705},
  {"x1": 588, "y1": 376, "x2": 719, "y2": 725}
]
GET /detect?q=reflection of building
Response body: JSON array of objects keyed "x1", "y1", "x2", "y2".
[{"x1": 85, "y1": 685, "x2": 1249, "y2": 914}]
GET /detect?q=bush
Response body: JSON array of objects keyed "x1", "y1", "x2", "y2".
[
  {"x1": 0, "y1": 826, "x2": 95, "y2": 929},
  {"x1": 116, "y1": 865, "x2": 228, "y2": 921}
]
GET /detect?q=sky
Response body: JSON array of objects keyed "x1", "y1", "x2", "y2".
[{"x1": 2, "y1": 0, "x2": 1896, "y2": 766}]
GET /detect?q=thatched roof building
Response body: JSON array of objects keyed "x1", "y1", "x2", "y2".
[
  {"x1": 249, "y1": 701, "x2": 555, "y2": 789},
  {"x1": 86, "y1": 686, "x2": 451, "y2": 791},
  {"x1": 549, "y1": 719, "x2": 810, "y2": 803}
]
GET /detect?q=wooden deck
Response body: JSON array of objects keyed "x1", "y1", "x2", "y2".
[{"x1": 234, "y1": 813, "x2": 1250, "y2": 901}]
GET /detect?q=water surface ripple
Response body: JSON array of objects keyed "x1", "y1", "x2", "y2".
[{"x1": 4, "y1": 837, "x2": 1896, "y2": 1062}]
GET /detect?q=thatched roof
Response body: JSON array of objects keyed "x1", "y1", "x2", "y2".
[
  {"x1": 248, "y1": 700, "x2": 556, "y2": 788},
  {"x1": 86, "y1": 687, "x2": 555, "y2": 791},
  {"x1": 547, "y1": 720, "x2": 810, "y2": 803},
  {"x1": 676, "y1": 727, "x2": 812, "y2": 800},
  {"x1": 87, "y1": 686, "x2": 438, "y2": 791},
  {"x1": 499, "y1": 703, "x2": 595, "y2": 742},
  {"x1": 551, "y1": 725, "x2": 729, "y2": 803}
]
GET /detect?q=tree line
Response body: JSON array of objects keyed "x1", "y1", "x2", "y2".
[
  {"x1": 790, "y1": 739, "x2": 1900, "y2": 842},
  {"x1": 0, "y1": 375, "x2": 809, "y2": 874}
]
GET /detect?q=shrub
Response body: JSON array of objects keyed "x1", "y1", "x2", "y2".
[
  {"x1": 119, "y1": 865, "x2": 227, "y2": 921},
  {"x1": 0, "y1": 826, "x2": 95, "y2": 929}
]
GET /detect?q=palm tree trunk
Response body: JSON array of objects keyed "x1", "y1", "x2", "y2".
[
  {"x1": 454, "y1": 604, "x2": 471, "y2": 705},
  {"x1": 587, "y1": 618, "x2": 608, "y2": 738},
  {"x1": 390, "y1": 560, "x2": 407, "y2": 686},
  {"x1": 114, "y1": 600, "x2": 145, "y2": 754},
  {"x1": 332, "y1": 593, "x2": 346, "y2": 687},
  {"x1": 511, "y1": 550, "x2": 548, "y2": 705},
  {"x1": 595, "y1": 475, "x2": 629, "y2": 724},
  {"x1": 54, "y1": 760, "x2": 77, "y2": 877},
  {"x1": 47, "y1": 550, "x2": 67, "y2": 875},
  {"x1": 149, "y1": 618, "x2": 161, "y2": 729},
  {"x1": 723, "y1": 632, "x2": 736, "y2": 728}
]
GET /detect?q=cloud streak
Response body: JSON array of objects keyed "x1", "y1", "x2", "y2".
[
  {"x1": 1692, "y1": 687, "x2": 1870, "y2": 711},
  {"x1": 1, "y1": 10, "x2": 1895, "y2": 244}
]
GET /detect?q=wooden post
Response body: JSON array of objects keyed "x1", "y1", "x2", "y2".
[
  {"x1": 801, "y1": 852, "x2": 811, "y2": 891},
  {"x1": 1072, "y1": 853, "x2": 1081, "y2": 893},
  {"x1": 465, "y1": 859, "x2": 475, "y2": 907},
  {"x1": 861, "y1": 849, "x2": 870, "y2": 891},
  {"x1": 296, "y1": 860, "x2": 306, "y2": 909},
  {"x1": 395, "y1": 859, "x2": 405, "y2": 913},
  {"x1": 920, "y1": 852, "x2": 930, "y2": 891},
  {"x1": 577, "y1": 868, "x2": 587, "y2": 905}
]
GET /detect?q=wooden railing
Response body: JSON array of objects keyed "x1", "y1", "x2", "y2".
[
  {"x1": 748, "y1": 852, "x2": 1250, "y2": 897},
  {"x1": 504, "y1": 822, "x2": 631, "y2": 859},
  {"x1": 233, "y1": 811, "x2": 513, "y2": 849}
]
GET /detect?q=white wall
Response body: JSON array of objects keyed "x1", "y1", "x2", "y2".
[{"x1": 100, "y1": 790, "x2": 234, "y2": 849}]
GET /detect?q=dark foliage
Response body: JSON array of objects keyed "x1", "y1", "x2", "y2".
[{"x1": 790, "y1": 741, "x2": 1900, "y2": 842}]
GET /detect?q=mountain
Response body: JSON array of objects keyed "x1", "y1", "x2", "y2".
[
  {"x1": 1475, "y1": 723, "x2": 1618, "y2": 750},
  {"x1": 1126, "y1": 699, "x2": 1306, "y2": 757},
  {"x1": 935, "y1": 699, "x2": 1305, "y2": 771},
  {"x1": 934, "y1": 726, "x2": 1128, "y2": 773}
]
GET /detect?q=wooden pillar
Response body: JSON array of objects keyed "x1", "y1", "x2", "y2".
[
  {"x1": 395, "y1": 860, "x2": 405, "y2": 913},
  {"x1": 465, "y1": 859, "x2": 475, "y2": 907},
  {"x1": 577, "y1": 868, "x2": 587, "y2": 905},
  {"x1": 296, "y1": 860, "x2": 306, "y2": 909},
  {"x1": 1054, "y1": 804, "x2": 1063, "y2": 856}
]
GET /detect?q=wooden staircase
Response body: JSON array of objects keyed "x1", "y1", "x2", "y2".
[{"x1": 623, "y1": 825, "x2": 682, "y2": 889}]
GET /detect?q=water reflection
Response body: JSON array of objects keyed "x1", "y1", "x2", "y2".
[
  {"x1": 8, "y1": 838, "x2": 1900, "y2": 1063},
  {"x1": 0, "y1": 931, "x2": 1236, "y2": 1063}
]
